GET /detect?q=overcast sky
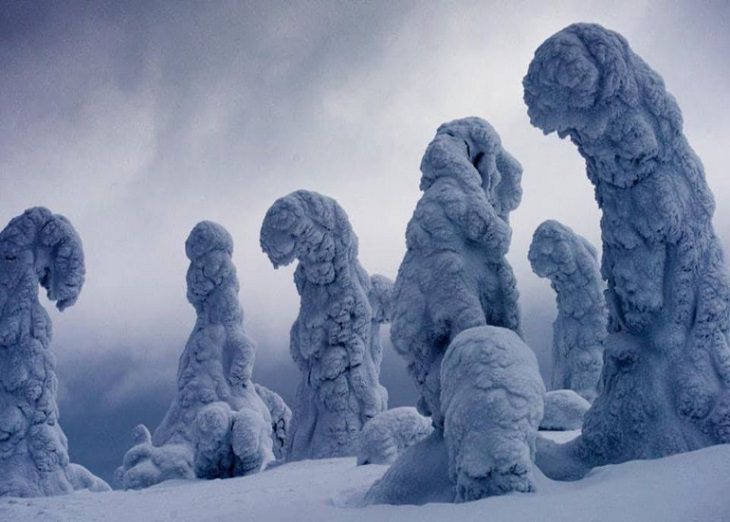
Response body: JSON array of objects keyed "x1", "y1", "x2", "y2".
[{"x1": 1, "y1": 0, "x2": 729, "y2": 483}]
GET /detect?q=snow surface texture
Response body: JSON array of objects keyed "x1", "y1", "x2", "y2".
[
  {"x1": 391, "y1": 117, "x2": 523, "y2": 428},
  {"x1": 441, "y1": 327, "x2": 545, "y2": 502},
  {"x1": 529, "y1": 220, "x2": 606, "y2": 402},
  {"x1": 117, "y1": 221, "x2": 274, "y2": 489},
  {"x1": 3, "y1": 439, "x2": 730, "y2": 522},
  {"x1": 260, "y1": 190, "x2": 389, "y2": 460},
  {"x1": 366, "y1": 326, "x2": 544, "y2": 504},
  {"x1": 541, "y1": 390, "x2": 590, "y2": 431},
  {"x1": 524, "y1": 23, "x2": 730, "y2": 477},
  {"x1": 0, "y1": 207, "x2": 110, "y2": 497},
  {"x1": 255, "y1": 384, "x2": 291, "y2": 461},
  {"x1": 356, "y1": 407, "x2": 433, "y2": 465}
]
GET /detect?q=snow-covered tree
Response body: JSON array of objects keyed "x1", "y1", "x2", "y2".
[
  {"x1": 367, "y1": 120, "x2": 543, "y2": 504},
  {"x1": 118, "y1": 221, "x2": 274, "y2": 488},
  {"x1": 0, "y1": 207, "x2": 110, "y2": 497},
  {"x1": 529, "y1": 220, "x2": 606, "y2": 402},
  {"x1": 524, "y1": 22, "x2": 730, "y2": 477},
  {"x1": 260, "y1": 190, "x2": 388, "y2": 460},
  {"x1": 390, "y1": 117, "x2": 523, "y2": 428}
]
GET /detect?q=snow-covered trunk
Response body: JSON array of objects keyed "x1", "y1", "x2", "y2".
[
  {"x1": 0, "y1": 207, "x2": 109, "y2": 497},
  {"x1": 524, "y1": 23, "x2": 730, "y2": 475}
]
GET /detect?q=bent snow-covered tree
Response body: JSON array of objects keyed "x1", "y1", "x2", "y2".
[
  {"x1": 529, "y1": 220, "x2": 606, "y2": 402},
  {"x1": 391, "y1": 116, "x2": 523, "y2": 428},
  {"x1": 0, "y1": 207, "x2": 110, "y2": 497},
  {"x1": 118, "y1": 221, "x2": 274, "y2": 489},
  {"x1": 260, "y1": 190, "x2": 389, "y2": 460},
  {"x1": 524, "y1": 23, "x2": 730, "y2": 476}
]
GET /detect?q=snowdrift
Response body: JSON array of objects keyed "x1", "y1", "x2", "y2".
[{"x1": 2, "y1": 434, "x2": 729, "y2": 522}]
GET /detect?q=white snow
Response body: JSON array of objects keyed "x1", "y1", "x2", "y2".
[{"x1": 3, "y1": 433, "x2": 729, "y2": 521}]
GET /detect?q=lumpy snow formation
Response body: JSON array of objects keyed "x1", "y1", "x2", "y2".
[
  {"x1": 441, "y1": 327, "x2": 545, "y2": 502},
  {"x1": 260, "y1": 190, "x2": 389, "y2": 460},
  {"x1": 391, "y1": 117, "x2": 523, "y2": 428},
  {"x1": 541, "y1": 390, "x2": 590, "y2": 431},
  {"x1": 524, "y1": 23, "x2": 730, "y2": 477},
  {"x1": 529, "y1": 219, "x2": 606, "y2": 402},
  {"x1": 118, "y1": 221, "x2": 274, "y2": 488},
  {"x1": 367, "y1": 119, "x2": 537, "y2": 504},
  {"x1": 115, "y1": 425, "x2": 194, "y2": 490},
  {"x1": 367, "y1": 326, "x2": 544, "y2": 504},
  {"x1": 356, "y1": 407, "x2": 433, "y2": 465},
  {"x1": 0, "y1": 207, "x2": 110, "y2": 497},
  {"x1": 255, "y1": 384, "x2": 292, "y2": 461}
]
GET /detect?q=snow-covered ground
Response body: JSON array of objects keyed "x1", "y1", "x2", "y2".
[{"x1": 2, "y1": 433, "x2": 729, "y2": 522}]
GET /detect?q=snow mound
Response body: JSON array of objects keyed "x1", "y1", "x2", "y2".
[
  {"x1": 356, "y1": 407, "x2": 433, "y2": 465},
  {"x1": 540, "y1": 390, "x2": 590, "y2": 431}
]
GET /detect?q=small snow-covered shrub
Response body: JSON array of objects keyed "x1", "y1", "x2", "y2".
[
  {"x1": 541, "y1": 390, "x2": 590, "y2": 431},
  {"x1": 255, "y1": 384, "x2": 292, "y2": 461},
  {"x1": 356, "y1": 407, "x2": 432, "y2": 465},
  {"x1": 115, "y1": 425, "x2": 194, "y2": 490},
  {"x1": 441, "y1": 326, "x2": 545, "y2": 502}
]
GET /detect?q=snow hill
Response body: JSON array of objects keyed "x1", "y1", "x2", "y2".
[{"x1": 2, "y1": 432, "x2": 729, "y2": 522}]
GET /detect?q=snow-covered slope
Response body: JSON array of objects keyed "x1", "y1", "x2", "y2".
[{"x1": 2, "y1": 434, "x2": 729, "y2": 521}]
